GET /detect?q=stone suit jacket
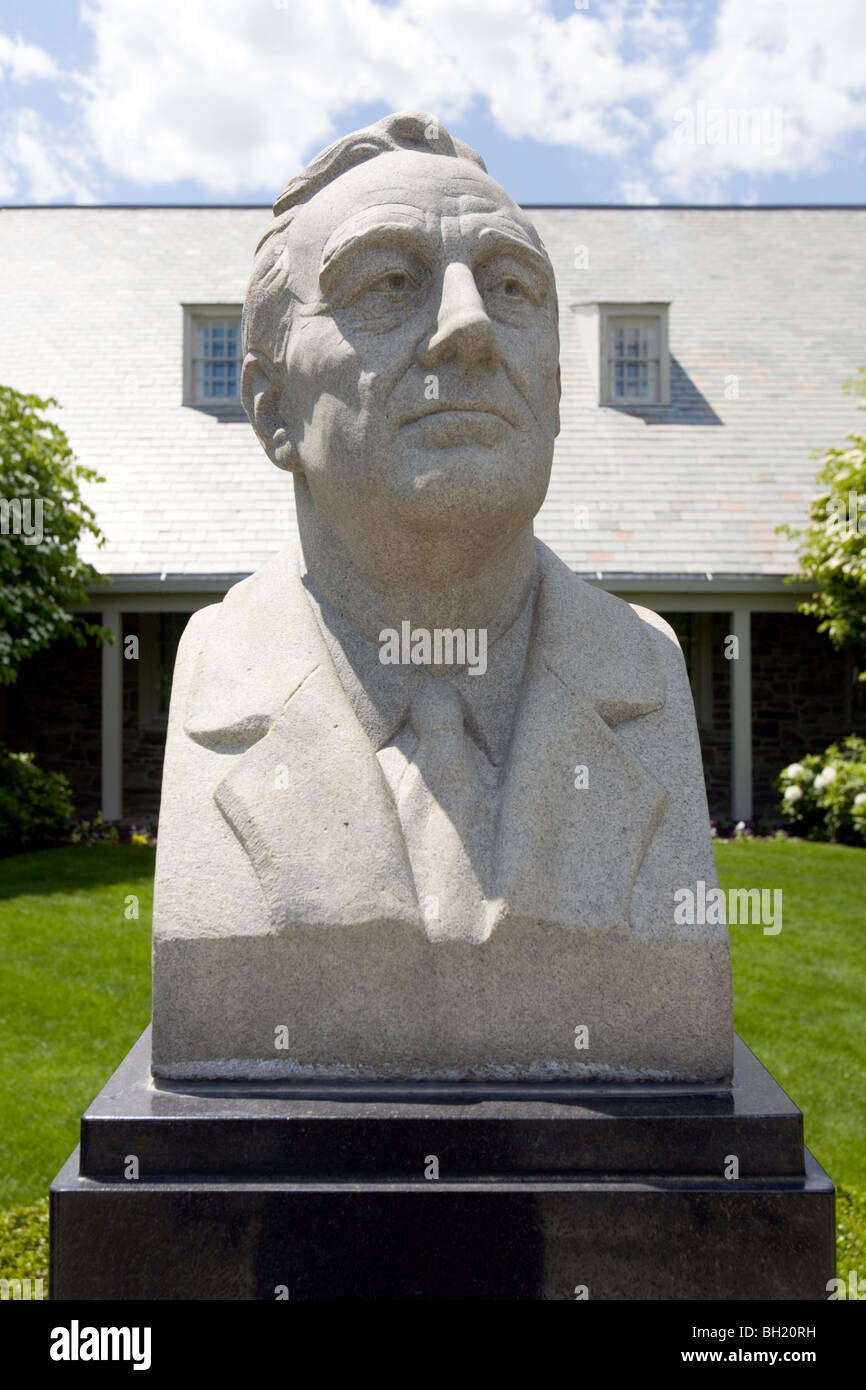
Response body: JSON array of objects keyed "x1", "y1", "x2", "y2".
[{"x1": 151, "y1": 538, "x2": 732, "y2": 1081}]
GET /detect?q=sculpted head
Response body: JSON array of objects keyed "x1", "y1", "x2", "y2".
[{"x1": 242, "y1": 112, "x2": 561, "y2": 559}]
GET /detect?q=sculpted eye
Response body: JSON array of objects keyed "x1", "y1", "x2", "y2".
[
  {"x1": 332, "y1": 259, "x2": 424, "y2": 328},
  {"x1": 369, "y1": 269, "x2": 415, "y2": 294},
  {"x1": 478, "y1": 267, "x2": 541, "y2": 313},
  {"x1": 491, "y1": 275, "x2": 531, "y2": 300}
]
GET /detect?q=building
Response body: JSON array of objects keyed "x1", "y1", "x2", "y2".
[{"x1": 0, "y1": 204, "x2": 864, "y2": 824}]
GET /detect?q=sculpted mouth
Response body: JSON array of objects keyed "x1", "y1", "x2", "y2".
[{"x1": 400, "y1": 402, "x2": 519, "y2": 428}]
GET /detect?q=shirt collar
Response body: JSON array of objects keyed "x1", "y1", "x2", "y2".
[{"x1": 302, "y1": 567, "x2": 538, "y2": 766}]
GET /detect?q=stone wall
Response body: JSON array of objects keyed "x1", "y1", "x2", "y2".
[
  {"x1": 0, "y1": 612, "x2": 189, "y2": 823},
  {"x1": 663, "y1": 612, "x2": 731, "y2": 824},
  {"x1": 662, "y1": 610, "x2": 863, "y2": 824},
  {"x1": 123, "y1": 614, "x2": 161, "y2": 822},
  {"x1": 751, "y1": 612, "x2": 866, "y2": 821},
  {"x1": 122, "y1": 612, "x2": 191, "y2": 821},
  {"x1": 703, "y1": 613, "x2": 734, "y2": 823},
  {"x1": 0, "y1": 629, "x2": 102, "y2": 815}
]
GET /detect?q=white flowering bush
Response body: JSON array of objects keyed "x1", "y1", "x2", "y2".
[
  {"x1": 777, "y1": 757, "x2": 822, "y2": 835},
  {"x1": 777, "y1": 737, "x2": 866, "y2": 845}
]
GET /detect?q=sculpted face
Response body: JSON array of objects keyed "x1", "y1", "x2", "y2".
[{"x1": 274, "y1": 150, "x2": 560, "y2": 548}]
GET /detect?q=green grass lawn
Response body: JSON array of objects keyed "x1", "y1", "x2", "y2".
[
  {"x1": 0, "y1": 844, "x2": 154, "y2": 1210},
  {"x1": 717, "y1": 839, "x2": 865, "y2": 1190},
  {"x1": 0, "y1": 838, "x2": 863, "y2": 1292},
  {"x1": 716, "y1": 837, "x2": 866, "y2": 1279}
]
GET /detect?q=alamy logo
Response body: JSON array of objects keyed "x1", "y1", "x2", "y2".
[
  {"x1": 379, "y1": 622, "x2": 487, "y2": 676},
  {"x1": 0, "y1": 497, "x2": 44, "y2": 544},
  {"x1": 827, "y1": 1270, "x2": 866, "y2": 1299},
  {"x1": 49, "y1": 1320, "x2": 152, "y2": 1371},
  {"x1": 0, "y1": 1276, "x2": 44, "y2": 1299},
  {"x1": 674, "y1": 880, "x2": 782, "y2": 935},
  {"x1": 673, "y1": 103, "x2": 784, "y2": 155},
  {"x1": 825, "y1": 491, "x2": 864, "y2": 535}
]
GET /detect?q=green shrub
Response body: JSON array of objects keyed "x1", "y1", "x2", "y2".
[
  {"x1": 777, "y1": 736, "x2": 866, "y2": 845},
  {"x1": 0, "y1": 747, "x2": 74, "y2": 855}
]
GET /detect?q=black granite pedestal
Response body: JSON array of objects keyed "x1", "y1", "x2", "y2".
[{"x1": 51, "y1": 1029, "x2": 834, "y2": 1300}]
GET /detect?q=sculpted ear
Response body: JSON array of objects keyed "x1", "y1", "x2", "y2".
[{"x1": 241, "y1": 351, "x2": 302, "y2": 473}]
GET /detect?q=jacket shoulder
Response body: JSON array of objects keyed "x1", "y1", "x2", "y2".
[
  {"x1": 179, "y1": 549, "x2": 321, "y2": 747},
  {"x1": 535, "y1": 541, "x2": 677, "y2": 724}
]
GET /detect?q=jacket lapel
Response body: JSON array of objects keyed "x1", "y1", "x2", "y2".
[
  {"x1": 184, "y1": 550, "x2": 419, "y2": 932},
  {"x1": 184, "y1": 542, "x2": 669, "y2": 937},
  {"x1": 492, "y1": 543, "x2": 668, "y2": 929}
]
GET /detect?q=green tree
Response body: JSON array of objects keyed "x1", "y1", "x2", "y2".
[
  {"x1": 780, "y1": 368, "x2": 866, "y2": 676},
  {"x1": 0, "y1": 386, "x2": 108, "y2": 685}
]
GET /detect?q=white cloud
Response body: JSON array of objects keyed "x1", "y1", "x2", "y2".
[
  {"x1": 0, "y1": 108, "x2": 97, "y2": 202},
  {"x1": 620, "y1": 179, "x2": 660, "y2": 204},
  {"x1": 76, "y1": 0, "x2": 680, "y2": 192},
  {"x1": 0, "y1": 31, "x2": 57, "y2": 82},
  {"x1": 0, "y1": 28, "x2": 95, "y2": 200},
  {"x1": 1, "y1": 0, "x2": 864, "y2": 203},
  {"x1": 650, "y1": 0, "x2": 866, "y2": 199}
]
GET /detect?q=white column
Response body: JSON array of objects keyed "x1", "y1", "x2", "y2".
[
  {"x1": 101, "y1": 608, "x2": 123, "y2": 821},
  {"x1": 729, "y1": 605, "x2": 752, "y2": 822}
]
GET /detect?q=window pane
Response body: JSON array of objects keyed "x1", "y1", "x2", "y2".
[
  {"x1": 193, "y1": 314, "x2": 242, "y2": 400},
  {"x1": 609, "y1": 315, "x2": 661, "y2": 402}
]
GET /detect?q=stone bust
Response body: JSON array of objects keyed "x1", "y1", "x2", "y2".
[{"x1": 152, "y1": 111, "x2": 732, "y2": 1082}]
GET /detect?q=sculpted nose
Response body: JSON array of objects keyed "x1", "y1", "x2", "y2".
[{"x1": 419, "y1": 262, "x2": 500, "y2": 371}]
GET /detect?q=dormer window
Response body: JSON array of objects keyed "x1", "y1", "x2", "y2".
[
  {"x1": 182, "y1": 304, "x2": 245, "y2": 416},
  {"x1": 574, "y1": 301, "x2": 671, "y2": 408},
  {"x1": 607, "y1": 313, "x2": 661, "y2": 403}
]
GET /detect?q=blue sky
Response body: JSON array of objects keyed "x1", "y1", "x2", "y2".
[{"x1": 1, "y1": 0, "x2": 864, "y2": 206}]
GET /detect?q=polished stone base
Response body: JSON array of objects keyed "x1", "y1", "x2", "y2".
[{"x1": 50, "y1": 1029, "x2": 834, "y2": 1300}]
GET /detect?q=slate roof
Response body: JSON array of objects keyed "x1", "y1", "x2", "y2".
[{"x1": 0, "y1": 205, "x2": 863, "y2": 583}]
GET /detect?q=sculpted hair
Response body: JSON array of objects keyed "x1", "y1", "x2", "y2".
[{"x1": 242, "y1": 111, "x2": 487, "y2": 369}]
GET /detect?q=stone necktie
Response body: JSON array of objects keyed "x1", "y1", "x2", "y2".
[{"x1": 396, "y1": 677, "x2": 491, "y2": 943}]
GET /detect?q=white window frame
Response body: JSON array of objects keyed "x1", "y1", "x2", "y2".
[
  {"x1": 182, "y1": 304, "x2": 244, "y2": 410},
  {"x1": 572, "y1": 302, "x2": 671, "y2": 408},
  {"x1": 599, "y1": 303, "x2": 670, "y2": 407}
]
